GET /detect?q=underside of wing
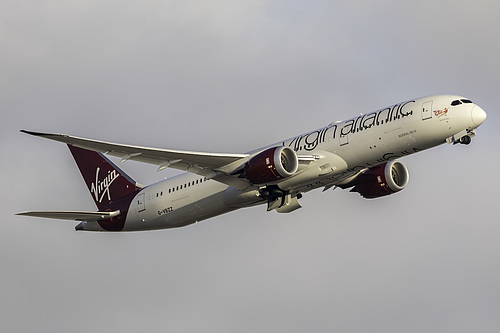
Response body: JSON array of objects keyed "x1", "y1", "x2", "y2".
[
  {"x1": 16, "y1": 210, "x2": 121, "y2": 222},
  {"x1": 21, "y1": 130, "x2": 252, "y2": 189}
]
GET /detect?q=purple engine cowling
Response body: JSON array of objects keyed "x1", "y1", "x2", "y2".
[
  {"x1": 351, "y1": 161, "x2": 409, "y2": 199},
  {"x1": 244, "y1": 146, "x2": 299, "y2": 185}
]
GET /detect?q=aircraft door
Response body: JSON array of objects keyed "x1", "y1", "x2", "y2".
[
  {"x1": 136, "y1": 193, "x2": 146, "y2": 213},
  {"x1": 339, "y1": 133, "x2": 349, "y2": 146},
  {"x1": 422, "y1": 101, "x2": 432, "y2": 120}
]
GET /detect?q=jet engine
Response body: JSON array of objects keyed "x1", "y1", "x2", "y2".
[
  {"x1": 244, "y1": 147, "x2": 299, "y2": 185},
  {"x1": 350, "y1": 161, "x2": 409, "y2": 199}
]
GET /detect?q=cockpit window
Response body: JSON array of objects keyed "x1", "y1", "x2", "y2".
[{"x1": 451, "y1": 99, "x2": 473, "y2": 106}]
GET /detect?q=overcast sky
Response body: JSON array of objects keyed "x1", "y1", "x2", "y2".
[{"x1": 2, "y1": 1, "x2": 499, "y2": 332}]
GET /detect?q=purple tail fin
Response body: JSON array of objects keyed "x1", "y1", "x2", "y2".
[{"x1": 68, "y1": 145, "x2": 140, "y2": 210}]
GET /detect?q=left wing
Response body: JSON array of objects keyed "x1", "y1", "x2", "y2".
[{"x1": 21, "y1": 130, "x2": 252, "y2": 189}]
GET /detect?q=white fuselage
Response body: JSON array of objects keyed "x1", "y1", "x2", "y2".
[{"x1": 79, "y1": 95, "x2": 486, "y2": 231}]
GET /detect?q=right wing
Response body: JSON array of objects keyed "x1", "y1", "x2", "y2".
[
  {"x1": 21, "y1": 130, "x2": 252, "y2": 189},
  {"x1": 20, "y1": 130, "x2": 353, "y2": 192},
  {"x1": 16, "y1": 210, "x2": 121, "y2": 222}
]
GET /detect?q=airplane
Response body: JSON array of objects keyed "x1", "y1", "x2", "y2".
[{"x1": 17, "y1": 95, "x2": 487, "y2": 232}]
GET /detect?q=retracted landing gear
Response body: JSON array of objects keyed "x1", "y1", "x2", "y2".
[{"x1": 259, "y1": 185, "x2": 302, "y2": 213}]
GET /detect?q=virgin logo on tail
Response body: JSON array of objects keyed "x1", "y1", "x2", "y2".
[{"x1": 90, "y1": 167, "x2": 120, "y2": 203}]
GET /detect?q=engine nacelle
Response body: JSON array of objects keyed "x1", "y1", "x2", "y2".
[
  {"x1": 244, "y1": 146, "x2": 299, "y2": 185},
  {"x1": 351, "y1": 161, "x2": 409, "y2": 199}
]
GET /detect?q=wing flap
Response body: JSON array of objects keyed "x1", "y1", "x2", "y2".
[{"x1": 16, "y1": 210, "x2": 120, "y2": 222}]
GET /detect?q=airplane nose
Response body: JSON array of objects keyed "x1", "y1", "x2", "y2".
[{"x1": 471, "y1": 105, "x2": 487, "y2": 127}]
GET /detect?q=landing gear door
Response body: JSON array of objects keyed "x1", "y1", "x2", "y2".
[{"x1": 422, "y1": 101, "x2": 432, "y2": 120}]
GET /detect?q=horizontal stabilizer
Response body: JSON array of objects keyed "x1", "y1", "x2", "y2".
[{"x1": 16, "y1": 210, "x2": 120, "y2": 222}]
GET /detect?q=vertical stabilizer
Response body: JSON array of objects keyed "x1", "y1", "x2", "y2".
[{"x1": 68, "y1": 145, "x2": 140, "y2": 210}]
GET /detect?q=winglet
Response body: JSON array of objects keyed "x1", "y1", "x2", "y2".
[{"x1": 21, "y1": 130, "x2": 64, "y2": 139}]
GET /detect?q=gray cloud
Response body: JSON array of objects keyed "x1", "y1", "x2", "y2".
[{"x1": 1, "y1": 1, "x2": 499, "y2": 332}]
